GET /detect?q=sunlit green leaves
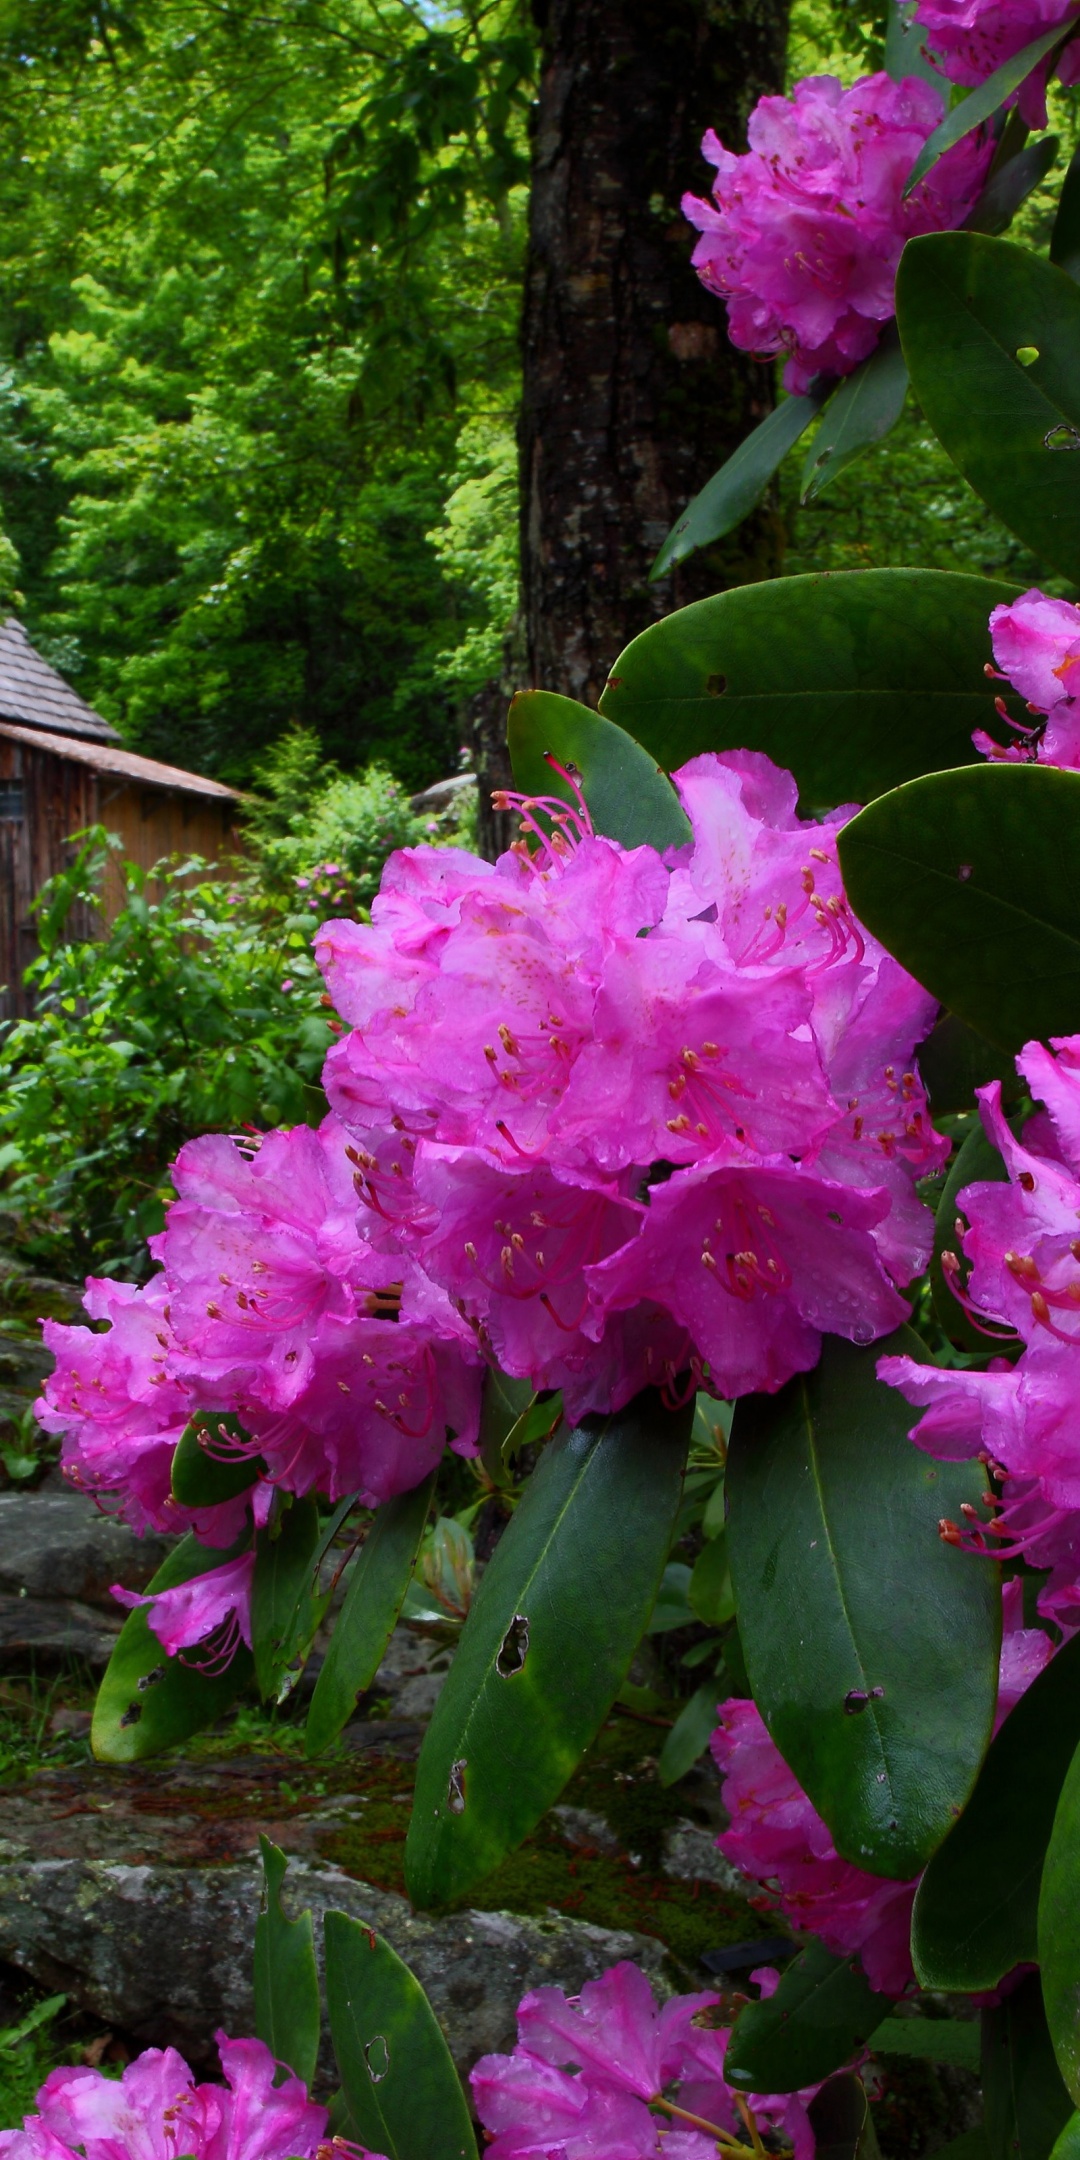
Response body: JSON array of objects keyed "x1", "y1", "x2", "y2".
[
  {"x1": 727, "y1": 1334, "x2": 1001, "y2": 1878},
  {"x1": 897, "y1": 233, "x2": 1080, "y2": 582},
  {"x1": 405, "y1": 1391, "x2": 692, "y2": 1908},
  {"x1": 506, "y1": 690, "x2": 690, "y2": 852},
  {"x1": 598, "y1": 571, "x2": 1021, "y2": 812},
  {"x1": 92, "y1": 1534, "x2": 253, "y2": 1762},
  {"x1": 838, "y1": 765, "x2": 1080, "y2": 1053}
]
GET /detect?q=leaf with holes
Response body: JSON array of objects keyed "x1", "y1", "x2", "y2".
[
  {"x1": 325, "y1": 1914, "x2": 477, "y2": 2160},
  {"x1": 650, "y1": 392, "x2": 826, "y2": 576},
  {"x1": 838, "y1": 764, "x2": 1080, "y2": 1054},
  {"x1": 506, "y1": 690, "x2": 690, "y2": 852},
  {"x1": 913, "y1": 1634, "x2": 1080, "y2": 1991},
  {"x1": 598, "y1": 570, "x2": 1021, "y2": 813},
  {"x1": 897, "y1": 233, "x2": 1080, "y2": 582},
  {"x1": 254, "y1": 1837, "x2": 320, "y2": 2087},
  {"x1": 726, "y1": 1333, "x2": 1001, "y2": 1878},
  {"x1": 306, "y1": 1475, "x2": 435, "y2": 1758},
  {"x1": 404, "y1": 1391, "x2": 692, "y2": 1908},
  {"x1": 982, "y1": 1972, "x2": 1074, "y2": 2160},
  {"x1": 725, "y1": 1940, "x2": 892, "y2": 2094},
  {"x1": 92, "y1": 1534, "x2": 254, "y2": 1763}
]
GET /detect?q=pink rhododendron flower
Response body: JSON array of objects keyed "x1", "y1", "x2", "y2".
[
  {"x1": 880, "y1": 1034, "x2": 1080, "y2": 1624},
  {"x1": 470, "y1": 1961, "x2": 819, "y2": 2160},
  {"x1": 913, "y1": 0, "x2": 1080, "y2": 127},
  {"x1": 315, "y1": 754, "x2": 942, "y2": 1412},
  {"x1": 0, "y1": 2033, "x2": 328, "y2": 2160},
  {"x1": 112, "y1": 1550, "x2": 255, "y2": 1670},
  {"x1": 975, "y1": 590, "x2": 1080, "y2": 767},
  {"x1": 35, "y1": 1276, "x2": 252, "y2": 1546},
  {"x1": 682, "y1": 74, "x2": 991, "y2": 392}
]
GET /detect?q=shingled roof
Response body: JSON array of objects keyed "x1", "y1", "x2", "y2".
[{"x1": 0, "y1": 617, "x2": 118, "y2": 743}]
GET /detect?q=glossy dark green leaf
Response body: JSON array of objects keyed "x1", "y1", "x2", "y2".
[
  {"x1": 598, "y1": 570, "x2": 1021, "y2": 813},
  {"x1": 838, "y1": 764, "x2": 1080, "y2": 1054},
  {"x1": 688, "y1": 1531, "x2": 735, "y2": 1627},
  {"x1": 726, "y1": 1333, "x2": 1001, "y2": 1878},
  {"x1": 325, "y1": 1914, "x2": 477, "y2": 2160},
  {"x1": 983, "y1": 1972, "x2": 1074, "y2": 2160},
  {"x1": 1040, "y1": 1731, "x2": 1080, "y2": 2102},
  {"x1": 306, "y1": 1475, "x2": 435, "y2": 1758},
  {"x1": 872, "y1": 2018, "x2": 980, "y2": 2067},
  {"x1": 477, "y1": 1367, "x2": 534, "y2": 1487},
  {"x1": 506, "y1": 690, "x2": 690, "y2": 852},
  {"x1": 725, "y1": 1940, "x2": 892, "y2": 2093},
  {"x1": 807, "y1": 2072, "x2": 882, "y2": 2160},
  {"x1": 646, "y1": 1559, "x2": 695, "y2": 1634},
  {"x1": 1051, "y1": 2114, "x2": 1080, "y2": 2160},
  {"x1": 404, "y1": 1390, "x2": 692, "y2": 1908},
  {"x1": 914, "y1": 1634, "x2": 1080, "y2": 1992},
  {"x1": 930, "y1": 1118, "x2": 1010, "y2": 1351},
  {"x1": 1050, "y1": 143, "x2": 1080, "y2": 281},
  {"x1": 657, "y1": 1677, "x2": 723, "y2": 1787},
  {"x1": 171, "y1": 1413, "x2": 263, "y2": 1508},
  {"x1": 897, "y1": 233, "x2": 1080, "y2": 582},
  {"x1": 966, "y1": 135, "x2": 1059, "y2": 237},
  {"x1": 253, "y1": 1497, "x2": 322, "y2": 1704},
  {"x1": 91, "y1": 1533, "x2": 254, "y2": 1762},
  {"x1": 904, "y1": 26, "x2": 1067, "y2": 194},
  {"x1": 801, "y1": 329, "x2": 908, "y2": 501},
  {"x1": 649, "y1": 393, "x2": 825, "y2": 577},
  {"x1": 919, "y1": 1012, "x2": 1017, "y2": 1117},
  {"x1": 253, "y1": 1837, "x2": 320, "y2": 2087}
]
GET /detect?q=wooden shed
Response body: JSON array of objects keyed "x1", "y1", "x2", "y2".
[{"x1": 0, "y1": 618, "x2": 242, "y2": 1019}]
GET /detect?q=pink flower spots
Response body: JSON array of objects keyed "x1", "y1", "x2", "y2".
[
  {"x1": 681, "y1": 74, "x2": 991, "y2": 393},
  {"x1": 976, "y1": 590, "x2": 1080, "y2": 767},
  {"x1": 0, "y1": 2033, "x2": 328, "y2": 2160},
  {"x1": 111, "y1": 1551, "x2": 256, "y2": 1672}
]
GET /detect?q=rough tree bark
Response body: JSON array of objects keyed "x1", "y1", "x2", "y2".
[{"x1": 474, "y1": 0, "x2": 789, "y2": 855}]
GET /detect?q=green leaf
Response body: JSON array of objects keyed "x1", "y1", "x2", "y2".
[
  {"x1": 983, "y1": 1972, "x2": 1074, "y2": 2160},
  {"x1": 918, "y1": 1012, "x2": 1017, "y2": 1117},
  {"x1": 649, "y1": 393, "x2": 825, "y2": 576},
  {"x1": 1040, "y1": 1731, "x2": 1080, "y2": 2103},
  {"x1": 92, "y1": 1533, "x2": 254, "y2": 1762},
  {"x1": 1051, "y1": 2115, "x2": 1080, "y2": 2160},
  {"x1": 966, "y1": 135, "x2": 1059, "y2": 237},
  {"x1": 0, "y1": 1995, "x2": 66, "y2": 2051},
  {"x1": 688, "y1": 1531, "x2": 735, "y2": 1627},
  {"x1": 404, "y1": 1389, "x2": 692, "y2": 1909},
  {"x1": 726, "y1": 1333, "x2": 1001, "y2": 1879},
  {"x1": 646, "y1": 1559, "x2": 695, "y2": 1634},
  {"x1": 934, "y1": 2134, "x2": 990, "y2": 2160},
  {"x1": 306, "y1": 1475, "x2": 435, "y2": 1758},
  {"x1": 724, "y1": 1940, "x2": 892, "y2": 2094},
  {"x1": 253, "y1": 1497, "x2": 322, "y2": 1705},
  {"x1": 171, "y1": 1413, "x2": 263, "y2": 1507},
  {"x1": 903, "y1": 25, "x2": 1068, "y2": 195},
  {"x1": 884, "y1": 0, "x2": 943, "y2": 85},
  {"x1": 838, "y1": 764, "x2": 1080, "y2": 1055},
  {"x1": 478, "y1": 1367, "x2": 535, "y2": 1487},
  {"x1": 657, "y1": 1678, "x2": 723, "y2": 1786},
  {"x1": 807, "y1": 2072, "x2": 882, "y2": 2160},
  {"x1": 872, "y1": 2017, "x2": 981, "y2": 2068},
  {"x1": 914, "y1": 1633, "x2": 1080, "y2": 1991},
  {"x1": 1050, "y1": 142, "x2": 1080, "y2": 281},
  {"x1": 801, "y1": 328, "x2": 908, "y2": 501},
  {"x1": 598, "y1": 570, "x2": 1022, "y2": 813},
  {"x1": 930, "y1": 1118, "x2": 1011, "y2": 1351},
  {"x1": 506, "y1": 689, "x2": 691, "y2": 852},
  {"x1": 324, "y1": 1913, "x2": 478, "y2": 2160},
  {"x1": 896, "y1": 233, "x2": 1080, "y2": 584},
  {"x1": 254, "y1": 1836, "x2": 320, "y2": 2087}
]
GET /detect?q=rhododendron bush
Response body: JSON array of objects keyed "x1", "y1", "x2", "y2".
[{"x1": 25, "y1": 3, "x2": 1080, "y2": 2154}]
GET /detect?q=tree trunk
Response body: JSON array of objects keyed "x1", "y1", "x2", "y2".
[{"x1": 476, "y1": 0, "x2": 788, "y2": 855}]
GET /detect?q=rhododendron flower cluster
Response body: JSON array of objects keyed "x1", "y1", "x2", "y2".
[
  {"x1": 470, "y1": 1960, "x2": 820, "y2": 2159},
  {"x1": 316, "y1": 749, "x2": 945, "y2": 1416},
  {"x1": 0, "y1": 2032, "x2": 351, "y2": 2160},
  {"x1": 913, "y1": 0, "x2": 1080, "y2": 127},
  {"x1": 681, "y1": 74, "x2": 991, "y2": 393},
  {"x1": 881, "y1": 1034, "x2": 1080, "y2": 1629},
  {"x1": 711, "y1": 1582, "x2": 1051, "y2": 1995},
  {"x1": 975, "y1": 589, "x2": 1080, "y2": 768}
]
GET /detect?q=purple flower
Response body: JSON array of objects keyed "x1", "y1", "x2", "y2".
[
  {"x1": 913, "y1": 0, "x2": 1080, "y2": 126},
  {"x1": 111, "y1": 1551, "x2": 255, "y2": 1670},
  {"x1": 975, "y1": 590, "x2": 1080, "y2": 767},
  {"x1": 682, "y1": 73, "x2": 991, "y2": 392},
  {"x1": 0, "y1": 2033, "x2": 329, "y2": 2160}
]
